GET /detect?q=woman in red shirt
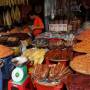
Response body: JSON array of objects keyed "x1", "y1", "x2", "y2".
[{"x1": 29, "y1": 13, "x2": 44, "y2": 37}]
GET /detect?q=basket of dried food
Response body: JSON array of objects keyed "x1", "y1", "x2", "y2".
[
  {"x1": 73, "y1": 41, "x2": 90, "y2": 53},
  {"x1": 74, "y1": 28, "x2": 90, "y2": 41},
  {"x1": 31, "y1": 63, "x2": 70, "y2": 90},
  {"x1": 64, "y1": 73, "x2": 90, "y2": 90},
  {"x1": 45, "y1": 49, "x2": 69, "y2": 66},
  {"x1": 70, "y1": 54, "x2": 90, "y2": 75}
]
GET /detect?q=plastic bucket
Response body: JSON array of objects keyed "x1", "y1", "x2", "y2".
[{"x1": 35, "y1": 82, "x2": 64, "y2": 90}]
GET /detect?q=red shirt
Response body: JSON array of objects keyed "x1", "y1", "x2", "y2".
[{"x1": 33, "y1": 17, "x2": 44, "y2": 36}]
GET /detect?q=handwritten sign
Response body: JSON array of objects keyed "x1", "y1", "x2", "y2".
[{"x1": 49, "y1": 24, "x2": 67, "y2": 32}]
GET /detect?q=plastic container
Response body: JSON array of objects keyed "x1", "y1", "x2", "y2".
[
  {"x1": 0, "y1": 69, "x2": 2, "y2": 90},
  {"x1": 35, "y1": 82, "x2": 64, "y2": 90}
]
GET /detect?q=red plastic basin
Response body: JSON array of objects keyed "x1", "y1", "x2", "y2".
[{"x1": 35, "y1": 81, "x2": 64, "y2": 90}]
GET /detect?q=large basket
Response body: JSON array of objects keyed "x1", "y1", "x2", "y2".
[{"x1": 64, "y1": 74, "x2": 90, "y2": 90}]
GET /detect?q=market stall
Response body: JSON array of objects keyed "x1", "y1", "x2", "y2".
[{"x1": 0, "y1": 0, "x2": 90, "y2": 90}]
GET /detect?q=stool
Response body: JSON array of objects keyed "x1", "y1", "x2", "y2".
[{"x1": 8, "y1": 76, "x2": 31, "y2": 90}]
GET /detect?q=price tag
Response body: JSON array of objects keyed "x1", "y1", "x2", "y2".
[
  {"x1": 58, "y1": 24, "x2": 67, "y2": 31},
  {"x1": 49, "y1": 24, "x2": 55, "y2": 32},
  {"x1": 63, "y1": 24, "x2": 67, "y2": 31},
  {"x1": 58, "y1": 24, "x2": 63, "y2": 31},
  {"x1": 49, "y1": 24, "x2": 67, "y2": 32},
  {"x1": 54, "y1": 24, "x2": 59, "y2": 32}
]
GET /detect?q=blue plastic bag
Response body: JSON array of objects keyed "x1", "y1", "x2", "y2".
[
  {"x1": 1, "y1": 56, "x2": 15, "y2": 79},
  {"x1": 0, "y1": 69, "x2": 2, "y2": 90}
]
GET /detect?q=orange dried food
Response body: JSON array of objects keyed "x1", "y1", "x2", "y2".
[
  {"x1": 75, "y1": 34, "x2": 90, "y2": 41},
  {"x1": 75, "y1": 29, "x2": 90, "y2": 41},
  {"x1": 45, "y1": 49, "x2": 62, "y2": 60},
  {"x1": 79, "y1": 29, "x2": 90, "y2": 36},
  {"x1": 70, "y1": 54, "x2": 90, "y2": 75},
  {"x1": 0, "y1": 45, "x2": 14, "y2": 58},
  {"x1": 73, "y1": 41, "x2": 90, "y2": 53}
]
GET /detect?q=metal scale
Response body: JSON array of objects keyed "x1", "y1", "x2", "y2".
[{"x1": 11, "y1": 56, "x2": 28, "y2": 85}]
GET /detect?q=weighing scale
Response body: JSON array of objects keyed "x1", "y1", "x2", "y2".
[{"x1": 11, "y1": 56, "x2": 28, "y2": 85}]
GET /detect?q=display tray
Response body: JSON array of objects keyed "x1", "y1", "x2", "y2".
[
  {"x1": 49, "y1": 59, "x2": 68, "y2": 62},
  {"x1": 11, "y1": 56, "x2": 28, "y2": 66},
  {"x1": 70, "y1": 54, "x2": 90, "y2": 75}
]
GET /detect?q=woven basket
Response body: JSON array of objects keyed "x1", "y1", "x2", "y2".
[{"x1": 64, "y1": 74, "x2": 90, "y2": 90}]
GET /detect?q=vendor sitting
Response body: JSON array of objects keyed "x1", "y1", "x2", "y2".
[{"x1": 28, "y1": 12, "x2": 44, "y2": 37}]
